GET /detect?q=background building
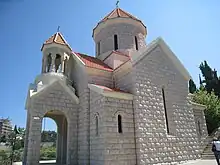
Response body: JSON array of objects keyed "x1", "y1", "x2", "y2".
[{"x1": 0, "y1": 118, "x2": 12, "y2": 135}]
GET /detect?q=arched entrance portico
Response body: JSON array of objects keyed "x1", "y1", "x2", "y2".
[
  {"x1": 24, "y1": 79, "x2": 79, "y2": 165},
  {"x1": 24, "y1": 106, "x2": 78, "y2": 165}
]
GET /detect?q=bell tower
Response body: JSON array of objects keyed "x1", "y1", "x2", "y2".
[
  {"x1": 92, "y1": 6, "x2": 147, "y2": 60},
  {"x1": 41, "y1": 31, "x2": 71, "y2": 76}
]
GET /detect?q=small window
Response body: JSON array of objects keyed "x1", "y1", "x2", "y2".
[
  {"x1": 95, "y1": 116, "x2": 99, "y2": 136},
  {"x1": 135, "y1": 36, "x2": 138, "y2": 50},
  {"x1": 114, "y1": 34, "x2": 118, "y2": 50},
  {"x1": 162, "y1": 87, "x2": 169, "y2": 134},
  {"x1": 97, "y1": 42, "x2": 101, "y2": 55},
  {"x1": 118, "y1": 115, "x2": 122, "y2": 133}
]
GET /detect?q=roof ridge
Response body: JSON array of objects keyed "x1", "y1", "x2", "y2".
[{"x1": 54, "y1": 32, "x2": 58, "y2": 43}]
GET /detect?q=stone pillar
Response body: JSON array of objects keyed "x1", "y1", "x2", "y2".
[
  {"x1": 26, "y1": 115, "x2": 42, "y2": 165},
  {"x1": 62, "y1": 117, "x2": 67, "y2": 164},
  {"x1": 42, "y1": 57, "x2": 47, "y2": 73},
  {"x1": 61, "y1": 59, "x2": 65, "y2": 73},
  {"x1": 56, "y1": 118, "x2": 63, "y2": 164},
  {"x1": 23, "y1": 111, "x2": 30, "y2": 164},
  {"x1": 67, "y1": 116, "x2": 78, "y2": 165},
  {"x1": 41, "y1": 59, "x2": 44, "y2": 73}
]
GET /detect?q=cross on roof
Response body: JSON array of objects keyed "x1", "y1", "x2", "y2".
[
  {"x1": 57, "y1": 26, "x2": 60, "y2": 32},
  {"x1": 116, "y1": 0, "x2": 119, "y2": 8}
]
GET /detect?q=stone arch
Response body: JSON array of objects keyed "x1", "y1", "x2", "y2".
[
  {"x1": 94, "y1": 112, "x2": 100, "y2": 136},
  {"x1": 113, "y1": 110, "x2": 126, "y2": 134},
  {"x1": 55, "y1": 54, "x2": 62, "y2": 72},
  {"x1": 112, "y1": 110, "x2": 126, "y2": 118}
]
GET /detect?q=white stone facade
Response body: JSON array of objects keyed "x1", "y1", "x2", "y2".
[{"x1": 24, "y1": 7, "x2": 208, "y2": 165}]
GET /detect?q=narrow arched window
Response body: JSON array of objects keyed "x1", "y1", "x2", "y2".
[
  {"x1": 135, "y1": 36, "x2": 138, "y2": 50},
  {"x1": 118, "y1": 115, "x2": 122, "y2": 133},
  {"x1": 97, "y1": 41, "x2": 101, "y2": 55},
  {"x1": 114, "y1": 34, "x2": 118, "y2": 50},
  {"x1": 95, "y1": 116, "x2": 99, "y2": 136},
  {"x1": 162, "y1": 87, "x2": 169, "y2": 134},
  {"x1": 55, "y1": 54, "x2": 61, "y2": 73}
]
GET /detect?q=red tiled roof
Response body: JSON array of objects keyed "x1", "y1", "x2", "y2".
[
  {"x1": 101, "y1": 8, "x2": 140, "y2": 22},
  {"x1": 93, "y1": 7, "x2": 146, "y2": 37},
  {"x1": 41, "y1": 32, "x2": 72, "y2": 51},
  {"x1": 103, "y1": 50, "x2": 130, "y2": 61},
  {"x1": 94, "y1": 84, "x2": 130, "y2": 94},
  {"x1": 74, "y1": 53, "x2": 113, "y2": 72},
  {"x1": 112, "y1": 50, "x2": 129, "y2": 57}
]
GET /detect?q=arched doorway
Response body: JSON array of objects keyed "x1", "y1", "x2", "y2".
[
  {"x1": 40, "y1": 117, "x2": 57, "y2": 163},
  {"x1": 40, "y1": 110, "x2": 68, "y2": 165}
]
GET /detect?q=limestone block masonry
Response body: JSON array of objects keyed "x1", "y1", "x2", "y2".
[{"x1": 132, "y1": 46, "x2": 201, "y2": 165}]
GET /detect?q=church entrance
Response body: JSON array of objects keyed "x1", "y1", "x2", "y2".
[{"x1": 40, "y1": 110, "x2": 68, "y2": 165}]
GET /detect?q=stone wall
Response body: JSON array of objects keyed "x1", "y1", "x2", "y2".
[
  {"x1": 70, "y1": 56, "x2": 88, "y2": 96},
  {"x1": 103, "y1": 97, "x2": 136, "y2": 165},
  {"x1": 193, "y1": 106, "x2": 208, "y2": 153},
  {"x1": 90, "y1": 91, "x2": 105, "y2": 165},
  {"x1": 89, "y1": 91, "x2": 136, "y2": 165},
  {"x1": 77, "y1": 88, "x2": 90, "y2": 165},
  {"x1": 114, "y1": 61, "x2": 133, "y2": 93},
  {"x1": 132, "y1": 46, "x2": 200, "y2": 165},
  {"x1": 193, "y1": 108, "x2": 208, "y2": 139},
  {"x1": 87, "y1": 68, "x2": 113, "y2": 88}
]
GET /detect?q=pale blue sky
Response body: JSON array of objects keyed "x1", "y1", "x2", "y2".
[{"x1": 0, "y1": 0, "x2": 220, "y2": 131}]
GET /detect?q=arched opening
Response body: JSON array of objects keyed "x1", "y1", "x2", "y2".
[
  {"x1": 114, "y1": 34, "x2": 118, "y2": 50},
  {"x1": 55, "y1": 54, "x2": 61, "y2": 73},
  {"x1": 41, "y1": 118, "x2": 57, "y2": 163},
  {"x1": 118, "y1": 115, "x2": 122, "y2": 133},
  {"x1": 40, "y1": 110, "x2": 68, "y2": 164},
  {"x1": 46, "y1": 54, "x2": 52, "y2": 72},
  {"x1": 97, "y1": 41, "x2": 101, "y2": 55},
  {"x1": 162, "y1": 87, "x2": 170, "y2": 134},
  {"x1": 95, "y1": 115, "x2": 99, "y2": 136},
  {"x1": 135, "y1": 36, "x2": 138, "y2": 50}
]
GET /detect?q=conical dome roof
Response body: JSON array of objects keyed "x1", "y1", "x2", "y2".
[{"x1": 93, "y1": 7, "x2": 146, "y2": 37}]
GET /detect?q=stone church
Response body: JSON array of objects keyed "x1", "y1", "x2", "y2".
[{"x1": 24, "y1": 6, "x2": 208, "y2": 165}]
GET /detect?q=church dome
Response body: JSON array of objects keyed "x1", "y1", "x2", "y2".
[
  {"x1": 93, "y1": 7, "x2": 147, "y2": 38},
  {"x1": 93, "y1": 7, "x2": 147, "y2": 58}
]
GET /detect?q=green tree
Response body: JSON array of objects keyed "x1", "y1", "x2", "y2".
[
  {"x1": 189, "y1": 79, "x2": 197, "y2": 93},
  {"x1": 192, "y1": 88, "x2": 220, "y2": 134},
  {"x1": 41, "y1": 131, "x2": 57, "y2": 143},
  {"x1": 199, "y1": 61, "x2": 220, "y2": 97},
  {"x1": 0, "y1": 135, "x2": 7, "y2": 143}
]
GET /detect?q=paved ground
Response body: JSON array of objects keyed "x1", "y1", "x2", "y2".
[
  {"x1": 13, "y1": 159, "x2": 217, "y2": 165},
  {"x1": 181, "y1": 159, "x2": 217, "y2": 165}
]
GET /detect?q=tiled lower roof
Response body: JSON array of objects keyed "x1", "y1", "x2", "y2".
[
  {"x1": 74, "y1": 52, "x2": 113, "y2": 72},
  {"x1": 93, "y1": 84, "x2": 130, "y2": 94}
]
